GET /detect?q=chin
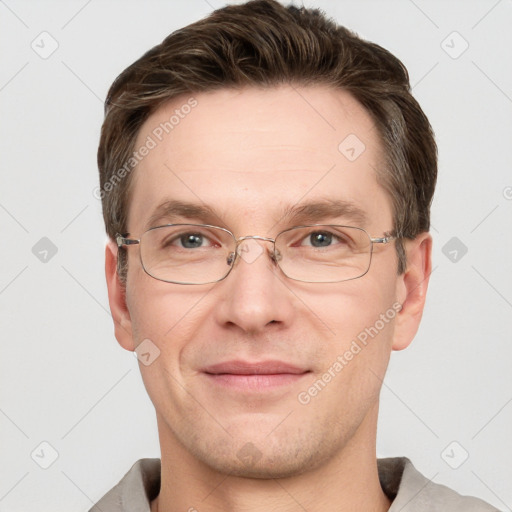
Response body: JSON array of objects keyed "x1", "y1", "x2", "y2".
[
  {"x1": 202, "y1": 449, "x2": 322, "y2": 480},
  {"x1": 184, "y1": 424, "x2": 342, "y2": 480}
]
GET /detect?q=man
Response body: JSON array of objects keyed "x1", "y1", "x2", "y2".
[{"x1": 92, "y1": 1, "x2": 499, "y2": 510}]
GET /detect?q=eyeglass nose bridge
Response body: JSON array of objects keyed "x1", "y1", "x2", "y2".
[{"x1": 226, "y1": 235, "x2": 282, "y2": 266}]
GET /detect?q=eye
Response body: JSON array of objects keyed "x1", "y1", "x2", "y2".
[
  {"x1": 176, "y1": 232, "x2": 208, "y2": 249},
  {"x1": 299, "y1": 229, "x2": 349, "y2": 249},
  {"x1": 162, "y1": 229, "x2": 218, "y2": 250}
]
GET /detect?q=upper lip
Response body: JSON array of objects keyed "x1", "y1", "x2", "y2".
[{"x1": 202, "y1": 360, "x2": 309, "y2": 375}]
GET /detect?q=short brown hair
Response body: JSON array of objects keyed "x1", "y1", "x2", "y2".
[{"x1": 98, "y1": 0, "x2": 437, "y2": 282}]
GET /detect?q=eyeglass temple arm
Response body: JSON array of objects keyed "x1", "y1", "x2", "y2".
[
  {"x1": 370, "y1": 234, "x2": 396, "y2": 244},
  {"x1": 115, "y1": 234, "x2": 140, "y2": 248}
]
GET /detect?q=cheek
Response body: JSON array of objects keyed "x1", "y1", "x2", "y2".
[
  {"x1": 312, "y1": 276, "x2": 397, "y2": 339},
  {"x1": 126, "y1": 273, "x2": 217, "y2": 362},
  {"x1": 126, "y1": 280, "x2": 213, "y2": 409},
  {"x1": 299, "y1": 283, "x2": 396, "y2": 414},
  {"x1": 306, "y1": 275, "x2": 398, "y2": 389}
]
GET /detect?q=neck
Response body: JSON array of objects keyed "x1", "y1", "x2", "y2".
[{"x1": 151, "y1": 404, "x2": 391, "y2": 512}]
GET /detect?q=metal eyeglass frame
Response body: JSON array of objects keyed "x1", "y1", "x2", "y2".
[{"x1": 115, "y1": 223, "x2": 397, "y2": 285}]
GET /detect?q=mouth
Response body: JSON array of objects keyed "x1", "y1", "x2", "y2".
[{"x1": 201, "y1": 360, "x2": 311, "y2": 392}]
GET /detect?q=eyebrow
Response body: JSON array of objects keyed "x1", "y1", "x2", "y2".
[
  {"x1": 144, "y1": 200, "x2": 227, "y2": 231},
  {"x1": 144, "y1": 198, "x2": 368, "y2": 232},
  {"x1": 279, "y1": 198, "x2": 368, "y2": 228}
]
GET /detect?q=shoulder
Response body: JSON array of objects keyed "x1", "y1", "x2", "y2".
[
  {"x1": 89, "y1": 458, "x2": 161, "y2": 512},
  {"x1": 379, "y1": 457, "x2": 501, "y2": 512}
]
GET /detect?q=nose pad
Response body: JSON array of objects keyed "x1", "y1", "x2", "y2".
[{"x1": 226, "y1": 239, "x2": 280, "y2": 268}]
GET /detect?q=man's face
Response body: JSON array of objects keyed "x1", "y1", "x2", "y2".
[{"x1": 116, "y1": 85, "x2": 412, "y2": 477}]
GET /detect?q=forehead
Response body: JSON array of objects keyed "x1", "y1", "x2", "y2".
[{"x1": 127, "y1": 85, "x2": 392, "y2": 235}]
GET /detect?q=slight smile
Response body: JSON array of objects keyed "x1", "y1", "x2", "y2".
[{"x1": 201, "y1": 360, "x2": 312, "y2": 392}]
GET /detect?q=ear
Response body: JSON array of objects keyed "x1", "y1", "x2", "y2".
[
  {"x1": 105, "y1": 239, "x2": 135, "y2": 352},
  {"x1": 392, "y1": 232, "x2": 432, "y2": 351}
]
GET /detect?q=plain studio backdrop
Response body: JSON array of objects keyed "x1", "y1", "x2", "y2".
[{"x1": 1, "y1": 1, "x2": 511, "y2": 510}]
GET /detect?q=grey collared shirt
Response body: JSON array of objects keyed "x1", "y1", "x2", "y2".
[{"x1": 90, "y1": 457, "x2": 500, "y2": 511}]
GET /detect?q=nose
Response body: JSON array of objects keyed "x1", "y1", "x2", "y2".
[{"x1": 213, "y1": 237, "x2": 295, "y2": 335}]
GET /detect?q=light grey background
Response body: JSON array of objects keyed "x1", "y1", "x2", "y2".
[{"x1": 1, "y1": 0, "x2": 511, "y2": 510}]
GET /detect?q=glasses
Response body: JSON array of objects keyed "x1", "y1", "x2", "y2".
[{"x1": 116, "y1": 224, "x2": 396, "y2": 285}]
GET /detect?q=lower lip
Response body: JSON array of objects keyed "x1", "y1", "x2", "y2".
[{"x1": 204, "y1": 372, "x2": 310, "y2": 391}]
